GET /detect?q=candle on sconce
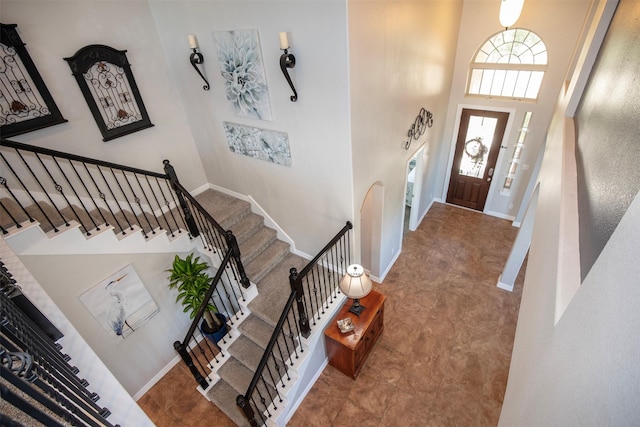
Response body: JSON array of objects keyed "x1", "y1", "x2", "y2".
[
  {"x1": 188, "y1": 35, "x2": 198, "y2": 50},
  {"x1": 279, "y1": 32, "x2": 289, "y2": 50}
]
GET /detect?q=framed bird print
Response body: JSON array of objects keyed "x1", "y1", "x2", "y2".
[{"x1": 78, "y1": 264, "x2": 158, "y2": 341}]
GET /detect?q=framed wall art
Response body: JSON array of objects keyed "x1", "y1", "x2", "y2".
[
  {"x1": 223, "y1": 121, "x2": 291, "y2": 166},
  {"x1": 0, "y1": 23, "x2": 67, "y2": 137},
  {"x1": 214, "y1": 29, "x2": 272, "y2": 121},
  {"x1": 78, "y1": 264, "x2": 159, "y2": 341},
  {"x1": 64, "y1": 44, "x2": 154, "y2": 141}
]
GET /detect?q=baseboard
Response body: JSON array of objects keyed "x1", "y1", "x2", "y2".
[
  {"x1": 133, "y1": 354, "x2": 183, "y2": 401},
  {"x1": 484, "y1": 210, "x2": 516, "y2": 222},
  {"x1": 371, "y1": 248, "x2": 401, "y2": 284},
  {"x1": 191, "y1": 183, "x2": 211, "y2": 197},
  {"x1": 205, "y1": 183, "x2": 314, "y2": 261},
  {"x1": 283, "y1": 359, "x2": 329, "y2": 424},
  {"x1": 496, "y1": 275, "x2": 514, "y2": 292}
]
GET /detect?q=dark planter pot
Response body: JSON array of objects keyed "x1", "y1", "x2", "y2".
[{"x1": 200, "y1": 313, "x2": 227, "y2": 344}]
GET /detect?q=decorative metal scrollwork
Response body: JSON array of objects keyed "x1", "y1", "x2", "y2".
[
  {"x1": 0, "y1": 348, "x2": 37, "y2": 382},
  {"x1": 279, "y1": 49, "x2": 297, "y2": 102},
  {"x1": 403, "y1": 108, "x2": 434, "y2": 150},
  {"x1": 189, "y1": 50, "x2": 210, "y2": 91}
]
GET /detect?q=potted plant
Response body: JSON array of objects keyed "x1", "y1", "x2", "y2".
[{"x1": 166, "y1": 253, "x2": 227, "y2": 343}]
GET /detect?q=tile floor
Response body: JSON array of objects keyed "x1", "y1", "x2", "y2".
[{"x1": 138, "y1": 203, "x2": 525, "y2": 426}]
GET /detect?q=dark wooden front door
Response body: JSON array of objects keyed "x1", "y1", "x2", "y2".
[{"x1": 446, "y1": 109, "x2": 509, "y2": 211}]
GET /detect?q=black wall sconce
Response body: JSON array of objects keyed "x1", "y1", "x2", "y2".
[
  {"x1": 188, "y1": 35, "x2": 210, "y2": 91},
  {"x1": 404, "y1": 108, "x2": 433, "y2": 150},
  {"x1": 279, "y1": 32, "x2": 297, "y2": 102}
]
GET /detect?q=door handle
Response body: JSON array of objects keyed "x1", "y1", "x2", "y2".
[{"x1": 487, "y1": 167, "x2": 494, "y2": 182}]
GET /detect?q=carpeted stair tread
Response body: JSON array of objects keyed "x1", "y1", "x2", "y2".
[
  {"x1": 217, "y1": 357, "x2": 278, "y2": 402},
  {"x1": 248, "y1": 253, "x2": 308, "y2": 326},
  {"x1": 237, "y1": 226, "x2": 277, "y2": 265},
  {"x1": 208, "y1": 381, "x2": 251, "y2": 427},
  {"x1": 245, "y1": 240, "x2": 291, "y2": 286},
  {"x1": 59, "y1": 205, "x2": 106, "y2": 235},
  {"x1": 228, "y1": 336, "x2": 290, "y2": 387},
  {"x1": 195, "y1": 190, "x2": 251, "y2": 230},
  {"x1": 237, "y1": 315, "x2": 276, "y2": 349},
  {"x1": 0, "y1": 198, "x2": 32, "y2": 230},
  {"x1": 228, "y1": 213, "x2": 264, "y2": 244},
  {"x1": 238, "y1": 313, "x2": 300, "y2": 372},
  {"x1": 24, "y1": 201, "x2": 70, "y2": 233}
]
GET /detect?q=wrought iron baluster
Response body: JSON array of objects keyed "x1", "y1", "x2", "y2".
[
  {"x1": 133, "y1": 173, "x2": 157, "y2": 236},
  {"x1": 190, "y1": 206, "x2": 211, "y2": 250},
  {"x1": 155, "y1": 176, "x2": 181, "y2": 237},
  {"x1": 144, "y1": 175, "x2": 170, "y2": 233},
  {"x1": 66, "y1": 159, "x2": 101, "y2": 233},
  {"x1": 1, "y1": 309, "x2": 94, "y2": 399},
  {"x1": 26, "y1": 152, "x2": 70, "y2": 228},
  {"x1": 121, "y1": 172, "x2": 151, "y2": 238},
  {"x1": 109, "y1": 168, "x2": 136, "y2": 233},
  {"x1": 81, "y1": 163, "x2": 111, "y2": 228},
  {"x1": 96, "y1": 166, "x2": 126, "y2": 234},
  {"x1": 227, "y1": 264, "x2": 245, "y2": 316},
  {"x1": 0, "y1": 171, "x2": 35, "y2": 228},
  {"x1": 0, "y1": 199, "x2": 21, "y2": 232},
  {"x1": 1, "y1": 291, "x2": 118, "y2": 427},
  {"x1": 0, "y1": 377, "x2": 67, "y2": 427},
  {"x1": 50, "y1": 156, "x2": 95, "y2": 235},
  {"x1": 2, "y1": 151, "x2": 59, "y2": 232},
  {"x1": 289, "y1": 305, "x2": 303, "y2": 354}
]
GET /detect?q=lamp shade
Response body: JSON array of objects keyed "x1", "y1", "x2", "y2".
[
  {"x1": 339, "y1": 264, "x2": 372, "y2": 299},
  {"x1": 499, "y1": 0, "x2": 525, "y2": 28}
]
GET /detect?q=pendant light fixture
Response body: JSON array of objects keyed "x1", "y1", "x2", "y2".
[{"x1": 499, "y1": 0, "x2": 525, "y2": 28}]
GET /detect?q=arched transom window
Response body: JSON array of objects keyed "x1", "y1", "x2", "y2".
[{"x1": 467, "y1": 28, "x2": 548, "y2": 100}]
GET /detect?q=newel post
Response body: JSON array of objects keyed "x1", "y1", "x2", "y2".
[
  {"x1": 163, "y1": 160, "x2": 199, "y2": 237},
  {"x1": 173, "y1": 341, "x2": 208, "y2": 389},
  {"x1": 289, "y1": 268, "x2": 311, "y2": 338},
  {"x1": 236, "y1": 395, "x2": 259, "y2": 427},
  {"x1": 226, "y1": 230, "x2": 251, "y2": 288}
]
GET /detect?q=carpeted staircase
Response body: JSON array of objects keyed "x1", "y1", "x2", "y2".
[
  {"x1": 195, "y1": 190, "x2": 309, "y2": 426},
  {"x1": 1, "y1": 188, "x2": 309, "y2": 426}
]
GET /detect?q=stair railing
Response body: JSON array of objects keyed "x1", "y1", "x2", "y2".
[
  {"x1": 236, "y1": 221, "x2": 352, "y2": 426},
  {"x1": 1, "y1": 262, "x2": 119, "y2": 427},
  {"x1": 0, "y1": 138, "x2": 252, "y2": 389},
  {"x1": 0, "y1": 138, "x2": 192, "y2": 239},
  {"x1": 173, "y1": 247, "x2": 238, "y2": 390}
]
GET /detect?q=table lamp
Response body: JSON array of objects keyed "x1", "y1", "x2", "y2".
[{"x1": 339, "y1": 264, "x2": 372, "y2": 316}]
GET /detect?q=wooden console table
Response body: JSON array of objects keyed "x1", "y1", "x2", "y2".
[{"x1": 324, "y1": 290, "x2": 385, "y2": 379}]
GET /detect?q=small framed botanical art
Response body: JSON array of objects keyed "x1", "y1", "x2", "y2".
[
  {"x1": 0, "y1": 23, "x2": 67, "y2": 137},
  {"x1": 64, "y1": 44, "x2": 154, "y2": 141}
]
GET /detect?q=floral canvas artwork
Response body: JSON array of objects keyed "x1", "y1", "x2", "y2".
[
  {"x1": 223, "y1": 122, "x2": 291, "y2": 166},
  {"x1": 78, "y1": 264, "x2": 158, "y2": 341},
  {"x1": 214, "y1": 29, "x2": 272, "y2": 121}
]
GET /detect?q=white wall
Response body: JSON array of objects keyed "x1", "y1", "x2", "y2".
[
  {"x1": 500, "y1": 1, "x2": 640, "y2": 424},
  {"x1": 348, "y1": 0, "x2": 463, "y2": 277},
  {"x1": 439, "y1": 0, "x2": 591, "y2": 219},
  {"x1": 0, "y1": 0, "x2": 207, "y2": 191},
  {"x1": 0, "y1": 239, "x2": 153, "y2": 425},
  {"x1": 19, "y1": 251, "x2": 193, "y2": 396},
  {"x1": 148, "y1": 1, "x2": 353, "y2": 256}
]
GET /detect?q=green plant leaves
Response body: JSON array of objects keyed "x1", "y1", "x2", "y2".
[{"x1": 166, "y1": 253, "x2": 217, "y2": 319}]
